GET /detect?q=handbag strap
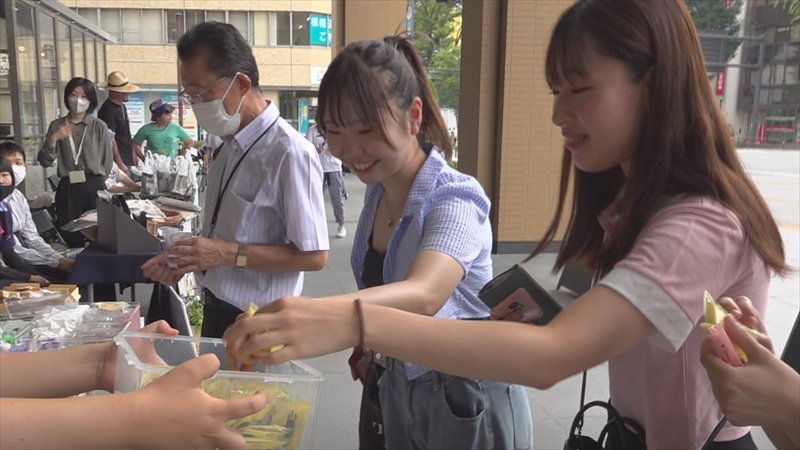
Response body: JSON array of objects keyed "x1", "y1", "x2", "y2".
[{"x1": 577, "y1": 370, "x2": 588, "y2": 433}]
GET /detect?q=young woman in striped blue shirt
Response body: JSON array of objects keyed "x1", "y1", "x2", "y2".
[{"x1": 226, "y1": 36, "x2": 533, "y2": 450}]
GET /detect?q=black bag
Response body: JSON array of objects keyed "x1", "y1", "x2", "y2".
[
  {"x1": 563, "y1": 400, "x2": 646, "y2": 450},
  {"x1": 563, "y1": 372, "x2": 646, "y2": 450}
]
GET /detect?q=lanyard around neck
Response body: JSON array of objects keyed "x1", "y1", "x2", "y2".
[
  {"x1": 67, "y1": 122, "x2": 88, "y2": 166},
  {"x1": 207, "y1": 117, "x2": 278, "y2": 236}
]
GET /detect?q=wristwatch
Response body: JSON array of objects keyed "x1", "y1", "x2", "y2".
[{"x1": 235, "y1": 244, "x2": 248, "y2": 268}]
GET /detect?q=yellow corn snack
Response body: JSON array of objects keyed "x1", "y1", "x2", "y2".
[
  {"x1": 702, "y1": 291, "x2": 759, "y2": 362},
  {"x1": 140, "y1": 373, "x2": 311, "y2": 449},
  {"x1": 248, "y1": 302, "x2": 284, "y2": 353}
]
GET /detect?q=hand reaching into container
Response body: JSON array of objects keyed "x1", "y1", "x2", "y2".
[
  {"x1": 1, "y1": 322, "x2": 266, "y2": 449},
  {"x1": 224, "y1": 296, "x2": 360, "y2": 368},
  {"x1": 134, "y1": 353, "x2": 267, "y2": 449},
  {"x1": 96, "y1": 320, "x2": 178, "y2": 392}
]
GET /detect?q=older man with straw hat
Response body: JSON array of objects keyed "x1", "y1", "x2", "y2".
[{"x1": 98, "y1": 71, "x2": 141, "y2": 174}]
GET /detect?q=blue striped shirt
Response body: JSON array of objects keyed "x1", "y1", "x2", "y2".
[
  {"x1": 197, "y1": 102, "x2": 329, "y2": 310},
  {"x1": 351, "y1": 149, "x2": 493, "y2": 380}
]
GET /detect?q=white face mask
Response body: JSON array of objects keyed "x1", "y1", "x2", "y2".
[
  {"x1": 192, "y1": 74, "x2": 244, "y2": 137},
  {"x1": 68, "y1": 96, "x2": 90, "y2": 114},
  {"x1": 11, "y1": 165, "x2": 26, "y2": 186}
]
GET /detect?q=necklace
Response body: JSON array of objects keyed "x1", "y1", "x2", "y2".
[{"x1": 382, "y1": 195, "x2": 400, "y2": 227}]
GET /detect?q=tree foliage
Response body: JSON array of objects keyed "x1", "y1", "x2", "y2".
[
  {"x1": 411, "y1": 0, "x2": 462, "y2": 112},
  {"x1": 772, "y1": 0, "x2": 800, "y2": 23},
  {"x1": 686, "y1": 0, "x2": 744, "y2": 62}
]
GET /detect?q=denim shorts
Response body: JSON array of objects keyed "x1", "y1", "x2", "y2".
[{"x1": 377, "y1": 357, "x2": 533, "y2": 449}]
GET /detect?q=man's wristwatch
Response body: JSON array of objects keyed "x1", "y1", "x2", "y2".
[{"x1": 235, "y1": 244, "x2": 248, "y2": 268}]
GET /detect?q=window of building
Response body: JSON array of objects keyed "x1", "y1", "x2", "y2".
[
  {"x1": 786, "y1": 56, "x2": 798, "y2": 85},
  {"x1": 206, "y1": 11, "x2": 226, "y2": 23},
  {"x1": 55, "y1": 20, "x2": 72, "y2": 97},
  {"x1": 141, "y1": 10, "x2": 164, "y2": 44},
  {"x1": 229, "y1": 11, "x2": 250, "y2": 43},
  {"x1": 0, "y1": 10, "x2": 10, "y2": 140},
  {"x1": 38, "y1": 11, "x2": 59, "y2": 125},
  {"x1": 185, "y1": 11, "x2": 204, "y2": 32},
  {"x1": 100, "y1": 9, "x2": 121, "y2": 41},
  {"x1": 274, "y1": 12, "x2": 291, "y2": 46},
  {"x1": 759, "y1": 88, "x2": 769, "y2": 105},
  {"x1": 72, "y1": 30, "x2": 85, "y2": 78},
  {"x1": 776, "y1": 26, "x2": 791, "y2": 44},
  {"x1": 787, "y1": 43, "x2": 799, "y2": 61},
  {"x1": 253, "y1": 12, "x2": 269, "y2": 46},
  {"x1": 86, "y1": 37, "x2": 97, "y2": 85},
  {"x1": 76, "y1": 8, "x2": 98, "y2": 25},
  {"x1": 121, "y1": 9, "x2": 142, "y2": 44},
  {"x1": 166, "y1": 10, "x2": 184, "y2": 44},
  {"x1": 292, "y1": 12, "x2": 310, "y2": 46},
  {"x1": 15, "y1": 2, "x2": 41, "y2": 138},
  {"x1": 97, "y1": 42, "x2": 106, "y2": 85}
]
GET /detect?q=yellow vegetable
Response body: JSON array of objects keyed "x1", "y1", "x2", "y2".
[{"x1": 248, "y1": 302, "x2": 285, "y2": 353}]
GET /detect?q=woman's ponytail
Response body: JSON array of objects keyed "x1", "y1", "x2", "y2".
[{"x1": 384, "y1": 36, "x2": 453, "y2": 160}]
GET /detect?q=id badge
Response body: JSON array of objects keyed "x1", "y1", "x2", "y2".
[{"x1": 68, "y1": 170, "x2": 86, "y2": 184}]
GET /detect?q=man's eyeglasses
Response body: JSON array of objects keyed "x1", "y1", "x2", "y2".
[{"x1": 179, "y1": 76, "x2": 228, "y2": 105}]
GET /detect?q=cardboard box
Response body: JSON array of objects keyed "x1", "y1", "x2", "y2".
[{"x1": 48, "y1": 284, "x2": 81, "y2": 302}]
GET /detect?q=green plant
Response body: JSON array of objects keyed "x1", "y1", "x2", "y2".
[{"x1": 186, "y1": 299, "x2": 204, "y2": 327}]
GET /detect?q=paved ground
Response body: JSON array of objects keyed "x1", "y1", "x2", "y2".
[{"x1": 129, "y1": 148, "x2": 797, "y2": 449}]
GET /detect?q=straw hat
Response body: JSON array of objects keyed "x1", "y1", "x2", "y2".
[{"x1": 98, "y1": 71, "x2": 140, "y2": 93}]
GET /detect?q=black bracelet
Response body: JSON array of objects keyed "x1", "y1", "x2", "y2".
[{"x1": 354, "y1": 298, "x2": 365, "y2": 348}]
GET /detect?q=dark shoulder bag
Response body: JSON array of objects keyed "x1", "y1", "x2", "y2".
[{"x1": 564, "y1": 372, "x2": 647, "y2": 450}]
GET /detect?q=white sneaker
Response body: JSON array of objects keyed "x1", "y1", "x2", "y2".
[{"x1": 335, "y1": 223, "x2": 347, "y2": 238}]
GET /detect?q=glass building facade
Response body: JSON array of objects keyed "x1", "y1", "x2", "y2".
[{"x1": 1, "y1": 0, "x2": 113, "y2": 198}]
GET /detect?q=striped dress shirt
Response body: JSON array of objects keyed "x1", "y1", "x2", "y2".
[
  {"x1": 8, "y1": 189, "x2": 63, "y2": 267},
  {"x1": 350, "y1": 149, "x2": 494, "y2": 380},
  {"x1": 196, "y1": 102, "x2": 329, "y2": 310}
]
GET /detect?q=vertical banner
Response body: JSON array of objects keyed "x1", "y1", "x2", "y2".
[
  {"x1": 127, "y1": 91, "x2": 146, "y2": 136},
  {"x1": 298, "y1": 98, "x2": 310, "y2": 135},
  {"x1": 715, "y1": 69, "x2": 726, "y2": 96},
  {"x1": 164, "y1": 92, "x2": 197, "y2": 137}
]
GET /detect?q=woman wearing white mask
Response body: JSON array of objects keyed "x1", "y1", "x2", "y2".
[{"x1": 38, "y1": 77, "x2": 113, "y2": 248}]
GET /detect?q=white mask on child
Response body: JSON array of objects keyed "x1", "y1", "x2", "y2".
[{"x1": 11, "y1": 165, "x2": 25, "y2": 186}]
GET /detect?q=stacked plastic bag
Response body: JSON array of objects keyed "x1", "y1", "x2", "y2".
[{"x1": 139, "y1": 151, "x2": 198, "y2": 198}]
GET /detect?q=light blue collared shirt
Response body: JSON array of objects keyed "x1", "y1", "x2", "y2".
[{"x1": 351, "y1": 149, "x2": 493, "y2": 380}]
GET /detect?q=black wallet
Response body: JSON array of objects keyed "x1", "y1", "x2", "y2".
[{"x1": 479, "y1": 264, "x2": 563, "y2": 325}]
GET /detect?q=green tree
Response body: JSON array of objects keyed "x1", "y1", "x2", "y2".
[
  {"x1": 772, "y1": 0, "x2": 800, "y2": 23},
  {"x1": 411, "y1": 0, "x2": 462, "y2": 112},
  {"x1": 686, "y1": 0, "x2": 744, "y2": 62}
]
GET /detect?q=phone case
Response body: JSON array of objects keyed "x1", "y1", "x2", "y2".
[
  {"x1": 479, "y1": 264, "x2": 562, "y2": 325},
  {"x1": 705, "y1": 324, "x2": 743, "y2": 367}
]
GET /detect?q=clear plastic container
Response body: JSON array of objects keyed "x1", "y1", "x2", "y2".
[
  {"x1": 114, "y1": 331, "x2": 323, "y2": 450},
  {"x1": 32, "y1": 303, "x2": 140, "y2": 351},
  {"x1": 2, "y1": 292, "x2": 76, "y2": 319}
]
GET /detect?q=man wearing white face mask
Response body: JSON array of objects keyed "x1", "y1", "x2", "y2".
[
  {"x1": 38, "y1": 77, "x2": 113, "y2": 248},
  {"x1": 0, "y1": 142, "x2": 74, "y2": 281},
  {"x1": 142, "y1": 22, "x2": 330, "y2": 337}
]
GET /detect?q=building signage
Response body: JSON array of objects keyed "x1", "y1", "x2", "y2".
[{"x1": 309, "y1": 14, "x2": 331, "y2": 46}]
